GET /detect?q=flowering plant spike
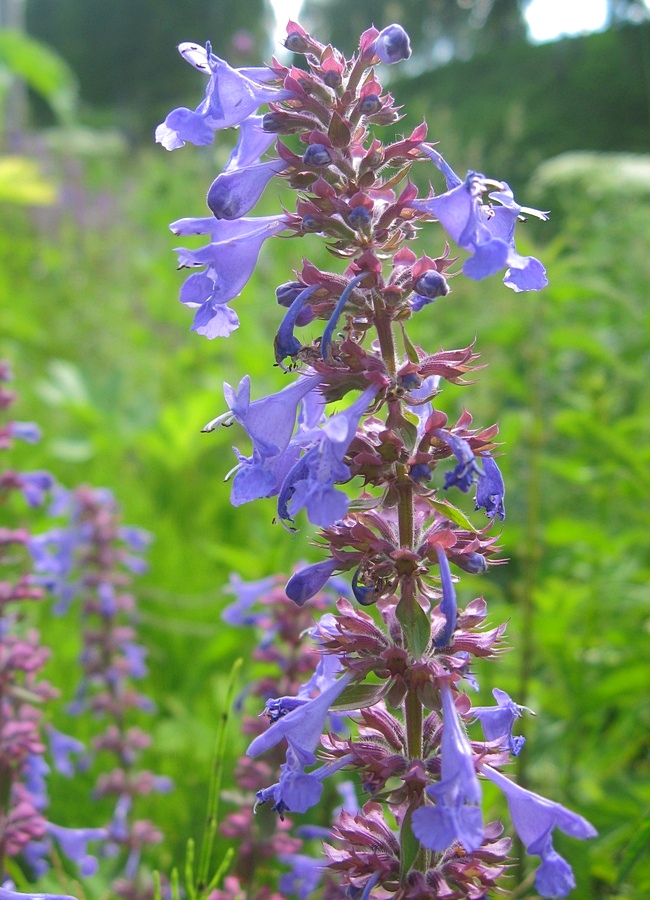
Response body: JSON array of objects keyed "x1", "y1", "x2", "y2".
[{"x1": 158, "y1": 21, "x2": 595, "y2": 898}]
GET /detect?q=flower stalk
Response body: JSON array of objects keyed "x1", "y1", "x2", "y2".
[{"x1": 157, "y1": 19, "x2": 595, "y2": 899}]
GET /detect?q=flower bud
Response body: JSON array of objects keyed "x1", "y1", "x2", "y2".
[
  {"x1": 451, "y1": 552, "x2": 489, "y2": 575},
  {"x1": 415, "y1": 270, "x2": 450, "y2": 299},
  {"x1": 348, "y1": 206, "x2": 372, "y2": 231},
  {"x1": 262, "y1": 112, "x2": 284, "y2": 132},
  {"x1": 302, "y1": 143, "x2": 332, "y2": 167},
  {"x1": 359, "y1": 94, "x2": 382, "y2": 115},
  {"x1": 374, "y1": 24, "x2": 411, "y2": 64},
  {"x1": 323, "y1": 70, "x2": 342, "y2": 89},
  {"x1": 301, "y1": 215, "x2": 323, "y2": 233},
  {"x1": 276, "y1": 281, "x2": 304, "y2": 307},
  {"x1": 285, "y1": 31, "x2": 309, "y2": 53},
  {"x1": 352, "y1": 567, "x2": 376, "y2": 605},
  {"x1": 409, "y1": 462, "x2": 431, "y2": 484}
]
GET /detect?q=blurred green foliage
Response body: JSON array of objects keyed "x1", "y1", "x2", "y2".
[
  {"x1": 25, "y1": 0, "x2": 270, "y2": 135},
  {"x1": 0, "y1": 19, "x2": 649, "y2": 900},
  {"x1": 396, "y1": 22, "x2": 650, "y2": 194}
]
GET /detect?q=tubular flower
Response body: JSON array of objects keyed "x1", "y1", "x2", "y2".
[
  {"x1": 277, "y1": 386, "x2": 379, "y2": 528},
  {"x1": 472, "y1": 688, "x2": 528, "y2": 756},
  {"x1": 475, "y1": 455, "x2": 506, "y2": 520},
  {"x1": 411, "y1": 145, "x2": 548, "y2": 291},
  {"x1": 412, "y1": 682, "x2": 483, "y2": 853},
  {"x1": 433, "y1": 428, "x2": 481, "y2": 492},
  {"x1": 285, "y1": 558, "x2": 339, "y2": 607},
  {"x1": 207, "y1": 158, "x2": 286, "y2": 220},
  {"x1": 155, "y1": 41, "x2": 289, "y2": 150},
  {"x1": 247, "y1": 671, "x2": 353, "y2": 765},
  {"x1": 203, "y1": 373, "x2": 322, "y2": 505},
  {"x1": 480, "y1": 764, "x2": 597, "y2": 898},
  {"x1": 173, "y1": 214, "x2": 291, "y2": 338}
]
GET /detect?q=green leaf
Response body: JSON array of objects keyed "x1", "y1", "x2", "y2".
[
  {"x1": 0, "y1": 28, "x2": 78, "y2": 124},
  {"x1": 396, "y1": 593, "x2": 431, "y2": 660},
  {"x1": 330, "y1": 681, "x2": 388, "y2": 712},
  {"x1": 617, "y1": 817, "x2": 650, "y2": 885},
  {"x1": 429, "y1": 498, "x2": 477, "y2": 532},
  {"x1": 400, "y1": 322, "x2": 420, "y2": 363},
  {"x1": 400, "y1": 807, "x2": 422, "y2": 879}
]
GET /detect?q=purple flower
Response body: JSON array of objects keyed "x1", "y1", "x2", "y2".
[
  {"x1": 172, "y1": 214, "x2": 290, "y2": 338},
  {"x1": 247, "y1": 671, "x2": 352, "y2": 764},
  {"x1": 118, "y1": 526, "x2": 152, "y2": 552},
  {"x1": 298, "y1": 651, "x2": 345, "y2": 700},
  {"x1": 24, "y1": 754, "x2": 49, "y2": 810},
  {"x1": 122, "y1": 640, "x2": 148, "y2": 679},
  {"x1": 434, "y1": 547, "x2": 457, "y2": 648},
  {"x1": 8, "y1": 421, "x2": 41, "y2": 444},
  {"x1": 203, "y1": 373, "x2": 322, "y2": 505},
  {"x1": 475, "y1": 455, "x2": 506, "y2": 521},
  {"x1": 17, "y1": 471, "x2": 54, "y2": 507},
  {"x1": 472, "y1": 688, "x2": 527, "y2": 756},
  {"x1": 433, "y1": 428, "x2": 481, "y2": 492},
  {"x1": 285, "y1": 558, "x2": 338, "y2": 606},
  {"x1": 412, "y1": 682, "x2": 483, "y2": 853},
  {"x1": 275, "y1": 284, "x2": 319, "y2": 370},
  {"x1": 410, "y1": 269, "x2": 450, "y2": 312},
  {"x1": 155, "y1": 42, "x2": 289, "y2": 150},
  {"x1": 224, "y1": 114, "x2": 276, "y2": 169},
  {"x1": 255, "y1": 750, "x2": 352, "y2": 818},
  {"x1": 277, "y1": 385, "x2": 379, "y2": 528},
  {"x1": 480, "y1": 764, "x2": 597, "y2": 898},
  {"x1": 373, "y1": 24, "x2": 411, "y2": 64},
  {"x1": 225, "y1": 366, "x2": 314, "y2": 455},
  {"x1": 21, "y1": 840, "x2": 51, "y2": 879},
  {"x1": 412, "y1": 146, "x2": 548, "y2": 291},
  {"x1": 278, "y1": 852, "x2": 325, "y2": 898},
  {"x1": 47, "y1": 726, "x2": 86, "y2": 777},
  {"x1": 207, "y1": 158, "x2": 285, "y2": 220},
  {"x1": 47, "y1": 823, "x2": 108, "y2": 877},
  {"x1": 221, "y1": 572, "x2": 277, "y2": 625}
]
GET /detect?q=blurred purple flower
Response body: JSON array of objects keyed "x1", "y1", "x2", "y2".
[
  {"x1": 0, "y1": 881, "x2": 77, "y2": 900},
  {"x1": 278, "y1": 851, "x2": 324, "y2": 898},
  {"x1": 222, "y1": 572, "x2": 277, "y2": 626},
  {"x1": 47, "y1": 727, "x2": 86, "y2": 777},
  {"x1": 8, "y1": 422, "x2": 41, "y2": 444},
  {"x1": 17, "y1": 471, "x2": 54, "y2": 507},
  {"x1": 47, "y1": 823, "x2": 108, "y2": 877}
]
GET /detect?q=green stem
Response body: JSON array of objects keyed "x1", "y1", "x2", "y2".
[
  {"x1": 396, "y1": 468, "x2": 414, "y2": 550},
  {"x1": 372, "y1": 292, "x2": 397, "y2": 376},
  {"x1": 405, "y1": 683, "x2": 423, "y2": 760}
]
